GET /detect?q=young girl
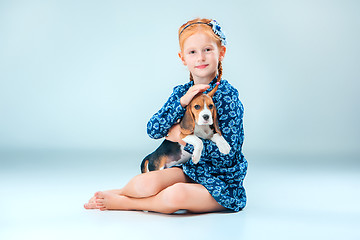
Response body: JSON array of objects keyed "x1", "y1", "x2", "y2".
[{"x1": 84, "y1": 18, "x2": 247, "y2": 214}]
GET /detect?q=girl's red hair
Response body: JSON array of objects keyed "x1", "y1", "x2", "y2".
[
  {"x1": 178, "y1": 18, "x2": 222, "y2": 53},
  {"x1": 178, "y1": 18, "x2": 224, "y2": 82}
]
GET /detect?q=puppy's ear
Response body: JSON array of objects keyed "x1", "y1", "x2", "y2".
[
  {"x1": 212, "y1": 107, "x2": 222, "y2": 135},
  {"x1": 180, "y1": 106, "x2": 195, "y2": 136},
  {"x1": 207, "y1": 82, "x2": 219, "y2": 98}
]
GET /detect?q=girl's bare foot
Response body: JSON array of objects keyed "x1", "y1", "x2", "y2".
[
  {"x1": 95, "y1": 191, "x2": 128, "y2": 211},
  {"x1": 84, "y1": 189, "x2": 124, "y2": 210},
  {"x1": 84, "y1": 196, "x2": 97, "y2": 209}
]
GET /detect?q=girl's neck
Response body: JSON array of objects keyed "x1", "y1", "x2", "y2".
[{"x1": 192, "y1": 73, "x2": 217, "y2": 85}]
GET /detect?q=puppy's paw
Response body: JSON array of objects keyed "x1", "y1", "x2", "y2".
[
  {"x1": 192, "y1": 150, "x2": 201, "y2": 164},
  {"x1": 218, "y1": 140, "x2": 231, "y2": 155},
  {"x1": 211, "y1": 134, "x2": 231, "y2": 155}
]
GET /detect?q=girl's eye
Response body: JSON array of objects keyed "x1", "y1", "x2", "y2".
[
  {"x1": 194, "y1": 105, "x2": 201, "y2": 110},
  {"x1": 208, "y1": 104, "x2": 213, "y2": 109},
  {"x1": 189, "y1": 50, "x2": 196, "y2": 54}
]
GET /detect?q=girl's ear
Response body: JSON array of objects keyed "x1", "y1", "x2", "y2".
[
  {"x1": 219, "y1": 46, "x2": 226, "y2": 61},
  {"x1": 178, "y1": 52, "x2": 187, "y2": 66}
]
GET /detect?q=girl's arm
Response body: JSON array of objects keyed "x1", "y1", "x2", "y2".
[
  {"x1": 165, "y1": 82, "x2": 245, "y2": 162},
  {"x1": 147, "y1": 86, "x2": 185, "y2": 139},
  {"x1": 165, "y1": 124, "x2": 187, "y2": 146},
  {"x1": 147, "y1": 84, "x2": 209, "y2": 140}
]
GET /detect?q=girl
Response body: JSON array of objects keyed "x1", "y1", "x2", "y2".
[{"x1": 84, "y1": 18, "x2": 247, "y2": 214}]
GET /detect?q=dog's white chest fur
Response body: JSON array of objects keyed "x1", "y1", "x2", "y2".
[{"x1": 194, "y1": 124, "x2": 214, "y2": 139}]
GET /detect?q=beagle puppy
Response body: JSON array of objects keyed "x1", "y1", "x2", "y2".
[{"x1": 141, "y1": 83, "x2": 231, "y2": 173}]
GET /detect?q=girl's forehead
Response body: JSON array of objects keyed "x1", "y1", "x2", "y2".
[{"x1": 183, "y1": 32, "x2": 218, "y2": 49}]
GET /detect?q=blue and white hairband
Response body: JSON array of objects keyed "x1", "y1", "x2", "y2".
[{"x1": 179, "y1": 19, "x2": 227, "y2": 46}]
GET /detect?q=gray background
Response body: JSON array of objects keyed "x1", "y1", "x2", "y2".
[{"x1": 1, "y1": 0, "x2": 359, "y2": 157}]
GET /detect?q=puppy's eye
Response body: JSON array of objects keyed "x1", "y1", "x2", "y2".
[
  {"x1": 208, "y1": 104, "x2": 214, "y2": 109},
  {"x1": 194, "y1": 105, "x2": 201, "y2": 110}
]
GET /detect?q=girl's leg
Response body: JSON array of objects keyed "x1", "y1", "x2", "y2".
[
  {"x1": 118, "y1": 167, "x2": 191, "y2": 198},
  {"x1": 84, "y1": 167, "x2": 190, "y2": 209},
  {"x1": 95, "y1": 182, "x2": 227, "y2": 214}
]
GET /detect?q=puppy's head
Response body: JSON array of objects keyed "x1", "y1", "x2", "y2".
[
  {"x1": 180, "y1": 93, "x2": 221, "y2": 136},
  {"x1": 190, "y1": 94, "x2": 215, "y2": 126}
]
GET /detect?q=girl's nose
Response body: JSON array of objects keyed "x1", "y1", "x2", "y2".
[{"x1": 198, "y1": 52, "x2": 206, "y2": 61}]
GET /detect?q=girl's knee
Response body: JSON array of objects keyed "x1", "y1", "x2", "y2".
[
  {"x1": 130, "y1": 173, "x2": 162, "y2": 197},
  {"x1": 162, "y1": 183, "x2": 189, "y2": 210}
]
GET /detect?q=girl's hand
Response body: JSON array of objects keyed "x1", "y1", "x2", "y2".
[
  {"x1": 180, "y1": 84, "x2": 210, "y2": 107},
  {"x1": 166, "y1": 124, "x2": 186, "y2": 146}
]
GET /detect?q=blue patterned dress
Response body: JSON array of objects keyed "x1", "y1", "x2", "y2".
[{"x1": 147, "y1": 78, "x2": 247, "y2": 212}]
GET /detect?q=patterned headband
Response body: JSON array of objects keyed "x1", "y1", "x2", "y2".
[{"x1": 179, "y1": 20, "x2": 227, "y2": 46}]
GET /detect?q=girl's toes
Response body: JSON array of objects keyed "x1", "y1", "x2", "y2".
[
  {"x1": 85, "y1": 202, "x2": 97, "y2": 209},
  {"x1": 96, "y1": 199, "x2": 105, "y2": 208},
  {"x1": 95, "y1": 191, "x2": 104, "y2": 199}
]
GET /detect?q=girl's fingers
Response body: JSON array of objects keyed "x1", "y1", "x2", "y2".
[
  {"x1": 193, "y1": 84, "x2": 210, "y2": 92},
  {"x1": 180, "y1": 84, "x2": 210, "y2": 107},
  {"x1": 189, "y1": 85, "x2": 210, "y2": 95}
]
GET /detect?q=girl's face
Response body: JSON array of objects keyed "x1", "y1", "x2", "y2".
[{"x1": 179, "y1": 33, "x2": 226, "y2": 84}]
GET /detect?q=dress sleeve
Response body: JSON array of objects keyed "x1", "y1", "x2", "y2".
[
  {"x1": 147, "y1": 86, "x2": 187, "y2": 139},
  {"x1": 201, "y1": 84, "x2": 245, "y2": 165}
]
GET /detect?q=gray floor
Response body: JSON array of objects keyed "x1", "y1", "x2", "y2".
[{"x1": 1, "y1": 150, "x2": 359, "y2": 240}]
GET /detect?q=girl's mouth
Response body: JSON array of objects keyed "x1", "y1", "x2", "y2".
[{"x1": 195, "y1": 64, "x2": 209, "y2": 69}]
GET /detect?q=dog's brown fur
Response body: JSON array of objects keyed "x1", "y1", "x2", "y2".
[{"x1": 180, "y1": 83, "x2": 221, "y2": 139}]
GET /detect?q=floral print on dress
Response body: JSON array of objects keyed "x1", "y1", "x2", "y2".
[{"x1": 147, "y1": 78, "x2": 247, "y2": 212}]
